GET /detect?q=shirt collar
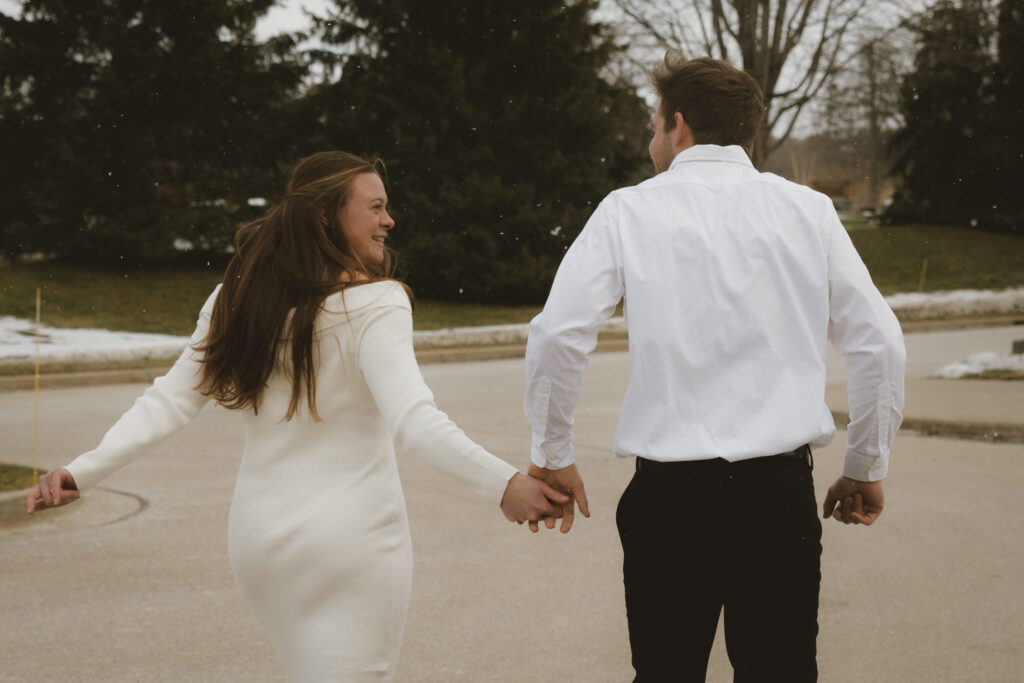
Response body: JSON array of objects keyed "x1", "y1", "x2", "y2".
[{"x1": 668, "y1": 144, "x2": 754, "y2": 171}]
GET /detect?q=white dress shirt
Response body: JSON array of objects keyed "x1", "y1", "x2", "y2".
[{"x1": 525, "y1": 145, "x2": 906, "y2": 481}]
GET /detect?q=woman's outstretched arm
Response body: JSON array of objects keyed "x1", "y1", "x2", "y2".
[
  {"x1": 355, "y1": 283, "x2": 566, "y2": 527},
  {"x1": 26, "y1": 286, "x2": 222, "y2": 513}
]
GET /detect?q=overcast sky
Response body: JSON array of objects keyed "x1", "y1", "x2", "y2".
[
  {"x1": 254, "y1": 0, "x2": 332, "y2": 40},
  {"x1": 0, "y1": 0, "x2": 327, "y2": 36}
]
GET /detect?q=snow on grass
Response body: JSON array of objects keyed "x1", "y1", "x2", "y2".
[
  {"x1": 885, "y1": 287, "x2": 1024, "y2": 320},
  {"x1": 0, "y1": 317, "x2": 189, "y2": 365},
  {"x1": 932, "y1": 352, "x2": 1024, "y2": 379},
  {"x1": 0, "y1": 287, "x2": 1021, "y2": 366}
]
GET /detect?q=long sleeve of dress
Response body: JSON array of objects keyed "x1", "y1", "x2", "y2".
[
  {"x1": 63, "y1": 286, "x2": 220, "y2": 492},
  {"x1": 355, "y1": 291, "x2": 518, "y2": 504}
]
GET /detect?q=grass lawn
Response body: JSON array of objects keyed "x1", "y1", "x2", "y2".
[
  {"x1": 1, "y1": 263, "x2": 225, "y2": 335},
  {"x1": 0, "y1": 463, "x2": 42, "y2": 492},
  {"x1": 847, "y1": 223, "x2": 1023, "y2": 295},
  {"x1": 1, "y1": 223, "x2": 1020, "y2": 336},
  {"x1": 0, "y1": 262, "x2": 542, "y2": 335}
]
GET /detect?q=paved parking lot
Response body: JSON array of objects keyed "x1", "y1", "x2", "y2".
[{"x1": 1, "y1": 326, "x2": 1022, "y2": 681}]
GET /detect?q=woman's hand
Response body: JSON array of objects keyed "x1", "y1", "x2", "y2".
[
  {"x1": 25, "y1": 468, "x2": 80, "y2": 514},
  {"x1": 500, "y1": 473, "x2": 569, "y2": 531}
]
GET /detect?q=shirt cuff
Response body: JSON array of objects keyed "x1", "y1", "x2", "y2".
[
  {"x1": 843, "y1": 448, "x2": 887, "y2": 481},
  {"x1": 530, "y1": 439, "x2": 576, "y2": 470},
  {"x1": 63, "y1": 455, "x2": 102, "y2": 493},
  {"x1": 473, "y1": 460, "x2": 519, "y2": 505}
]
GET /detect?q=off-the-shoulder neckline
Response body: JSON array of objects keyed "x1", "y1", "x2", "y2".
[{"x1": 322, "y1": 279, "x2": 408, "y2": 309}]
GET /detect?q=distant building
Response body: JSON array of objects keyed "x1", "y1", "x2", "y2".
[{"x1": 765, "y1": 135, "x2": 894, "y2": 215}]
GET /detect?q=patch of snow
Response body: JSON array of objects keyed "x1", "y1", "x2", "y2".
[
  {"x1": 0, "y1": 287, "x2": 1021, "y2": 365},
  {"x1": 932, "y1": 352, "x2": 1024, "y2": 379},
  {"x1": 0, "y1": 317, "x2": 188, "y2": 365},
  {"x1": 886, "y1": 287, "x2": 1024, "y2": 320}
]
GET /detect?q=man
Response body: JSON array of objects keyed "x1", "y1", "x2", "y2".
[{"x1": 524, "y1": 54, "x2": 906, "y2": 682}]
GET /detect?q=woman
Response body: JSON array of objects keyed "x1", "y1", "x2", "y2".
[{"x1": 26, "y1": 151, "x2": 566, "y2": 682}]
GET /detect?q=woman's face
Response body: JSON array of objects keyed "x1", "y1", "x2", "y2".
[{"x1": 338, "y1": 173, "x2": 394, "y2": 265}]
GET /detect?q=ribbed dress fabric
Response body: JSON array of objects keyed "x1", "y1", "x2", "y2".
[{"x1": 63, "y1": 280, "x2": 518, "y2": 682}]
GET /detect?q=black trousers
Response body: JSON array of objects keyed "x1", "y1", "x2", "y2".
[{"x1": 616, "y1": 451, "x2": 822, "y2": 683}]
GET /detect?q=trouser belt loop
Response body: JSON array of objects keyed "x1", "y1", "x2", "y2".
[{"x1": 779, "y1": 443, "x2": 813, "y2": 470}]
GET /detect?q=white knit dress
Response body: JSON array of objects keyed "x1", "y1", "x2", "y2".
[{"x1": 63, "y1": 280, "x2": 518, "y2": 682}]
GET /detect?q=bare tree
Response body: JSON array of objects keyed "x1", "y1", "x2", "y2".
[
  {"x1": 814, "y1": 28, "x2": 914, "y2": 210},
  {"x1": 612, "y1": 0, "x2": 920, "y2": 167}
]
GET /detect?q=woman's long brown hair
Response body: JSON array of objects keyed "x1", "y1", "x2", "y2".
[{"x1": 196, "y1": 151, "x2": 405, "y2": 421}]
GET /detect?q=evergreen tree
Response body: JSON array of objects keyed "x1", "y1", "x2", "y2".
[
  {"x1": 991, "y1": 0, "x2": 1024, "y2": 231},
  {"x1": 886, "y1": 1, "x2": 994, "y2": 228},
  {"x1": 309, "y1": 0, "x2": 649, "y2": 302},
  {"x1": 0, "y1": 0, "x2": 307, "y2": 263}
]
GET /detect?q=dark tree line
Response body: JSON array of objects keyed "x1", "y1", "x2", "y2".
[
  {"x1": 0, "y1": 0, "x2": 649, "y2": 302},
  {"x1": 886, "y1": 0, "x2": 1024, "y2": 233},
  {"x1": 0, "y1": 0, "x2": 308, "y2": 264}
]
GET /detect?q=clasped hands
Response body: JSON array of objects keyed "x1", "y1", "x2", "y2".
[{"x1": 499, "y1": 464, "x2": 590, "y2": 534}]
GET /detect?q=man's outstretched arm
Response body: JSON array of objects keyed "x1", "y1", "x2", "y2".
[
  {"x1": 524, "y1": 197, "x2": 622, "y2": 532},
  {"x1": 525, "y1": 197, "x2": 624, "y2": 471}
]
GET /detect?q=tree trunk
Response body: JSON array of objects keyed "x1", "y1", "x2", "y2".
[
  {"x1": 865, "y1": 42, "x2": 881, "y2": 212},
  {"x1": 752, "y1": 105, "x2": 771, "y2": 168}
]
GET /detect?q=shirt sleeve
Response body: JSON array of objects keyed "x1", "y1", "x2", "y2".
[
  {"x1": 524, "y1": 196, "x2": 625, "y2": 470},
  {"x1": 63, "y1": 286, "x2": 220, "y2": 491},
  {"x1": 823, "y1": 205, "x2": 906, "y2": 481},
  {"x1": 356, "y1": 296, "x2": 518, "y2": 504}
]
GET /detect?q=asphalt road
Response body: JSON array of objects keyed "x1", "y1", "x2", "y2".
[{"x1": 1, "y1": 326, "x2": 1022, "y2": 682}]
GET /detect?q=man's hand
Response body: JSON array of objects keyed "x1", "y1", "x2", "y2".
[
  {"x1": 823, "y1": 476, "x2": 884, "y2": 525},
  {"x1": 500, "y1": 473, "x2": 570, "y2": 532},
  {"x1": 25, "y1": 467, "x2": 80, "y2": 515},
  {"x1": 527, "y1": 463, "x2": 590, "y2": 533}
]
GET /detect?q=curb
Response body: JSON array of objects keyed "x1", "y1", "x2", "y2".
[
  {"x1": 415, "y1": 335, "x2": 629, "y2": 365},
  {"x1": 898, "y1": 315, "x2": 1023, "y2": 332},
  {"x1": 2, "y1": 314, "x2": 1020, "y2": 393},
  {"x1": 2, "y1": 317, "x2": 1021, "y2": 446},
  {"x1": 0, "y1": 366, "x2": 171, "y2": 392},
  {"x1": 829, "y1": 411, "x2": 1024, "y2": 445},
  {"x1": 0, "y1": 334, "x2": 630, "y2": 392}
]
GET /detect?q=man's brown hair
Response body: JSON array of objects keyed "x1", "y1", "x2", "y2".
[{"x1": 650, "y1": 53, "x2": 766, "y2": 155}]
